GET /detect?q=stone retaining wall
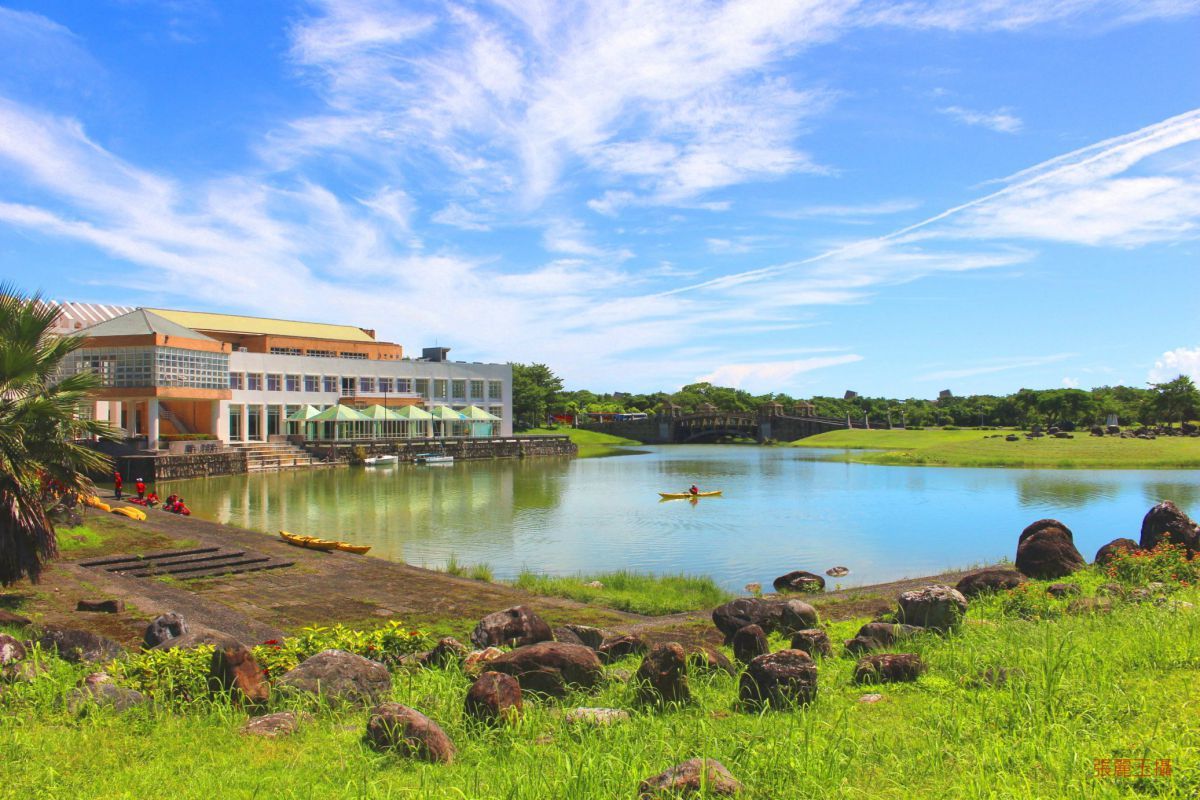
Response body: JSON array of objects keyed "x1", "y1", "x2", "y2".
[
  {"x1": 305, "y1": 436, "x2": 576, "y2": 463},
  {"x1": 117, "y1": 451, "x2": 249, "y2": 483}
]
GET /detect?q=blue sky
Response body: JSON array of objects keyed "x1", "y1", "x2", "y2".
[{"x1": 0, "y1": 1, "x2": 1198, "y2": 397}]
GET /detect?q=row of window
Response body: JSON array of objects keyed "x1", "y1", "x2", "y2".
[
  {"x1": 227, "y1": 403, "x2": 506, "y2": 440},
  {"x1": 67, "y1": 346, "x2": 229, "y2": 390},
  {"x1": 230, "y1": 373, "x2": 503, "y2": 400},
  {"x1": 268, "y1": 347, "x2": 369, "y2": 360}
]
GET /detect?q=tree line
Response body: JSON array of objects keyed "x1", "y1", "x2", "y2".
[{"x1": 511, "y1": 363, "x2": 1200, "y2": 432}]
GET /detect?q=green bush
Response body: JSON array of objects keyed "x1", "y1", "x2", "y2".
[{"x1": 1103, "y1": 541, "x2": 1198, "y2": 587}]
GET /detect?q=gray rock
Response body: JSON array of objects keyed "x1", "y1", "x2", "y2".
[
  {"x1": 487, "y1": 641, "x2": 603, "y2": 697},
  {"x1": 739, "y1": 649, "x2": 818, "y2": 709},
  {"x1": 789, "y1": 628, "x2": 833, "y2": 658},
  {"x1": 564, "y1": 707, "x2": 630, "y2": 726},
  {"x1": 143, "y1": 612, "x2": 189, "y2": 649},
  {"x1": 67, "y1": 675, "x2": 146, "y2": 713},
  {"x1": 853, "y1": 653, "x2": 926, "y2": 684},
  {"x1": 1139, "y1": 500, "x2": 1200, "y2": 554},
  {"x1": 37, "y1": 627, "x2": 124, "y2": 664},
  {"x1": 772, "y1": 570, "x2": 826, "y2": 593},
  {"x1": 0, "y1": 633, "x2": 26, "y2": 666},
  {"x1": 897, "y1": 585, "x2": 968, "y2": 631},
  {"x1": 364, "y1": 703, "x2": 455, "y2": 763},
  {"x1": 469, "y1": 605, "x2": 552, "y2": 649},
  {"x1": 638, "y1": 758, "x2": 743, "y2": 798},
  {"x1": 731, "y1": 624, "x2": 768, "y2": 664},
  {"x1": 955, "y1": 568, "x2": 1026, "y2": 598},
  {"x1": 635, "y1": 642, "x2": 690, "y2": 705},
  {"x1": 712, "y1": 597, "x2": 818, "y2": 643},
  {"x1": 151, "y1": 627, "x2": 241, "y2": 651},
  {"x1": 276, "y1": 649, "x2": 392, "y2": 707},
  {"x1": 241, "y1": 711, "x2": 310, "y2": 738},
  {"x1": 464, "y1": 671, "x2": 522, "y2": 724}
]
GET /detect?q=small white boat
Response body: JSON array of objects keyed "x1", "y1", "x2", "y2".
[
  {"x1": 363, "y1": 455, "x2": 399, "y2": 466},
  {"x1": 414, "y1": 453, "x2": 454, "y2": 465}
]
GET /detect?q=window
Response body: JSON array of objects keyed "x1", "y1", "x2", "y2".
[
  {"x1": 247, "y1": 373, "x2": 263, "y2": 391},
  {"x1": 415, "y1": 378, "x2": 429, "y2": 397},
  {"x1": 69, "y1": 347, "x2": 228, "y2": 391},
  {"x1": 322, "y1": 376, "x2": 337, "y2": 393},
  {"x1": 378, "y1": 377, "x2": 393, "y2": 394},
  {"x1": 359, "y1": 377, "x2": 376, "y2": 394},
  {"x1": 451, "y1": 380, "x2": 466, "y2": 398},
  {"x1": 307, "y1": 349, "x2": 336, "y2": 358},
  {"x1": 286, "y1": 374, "x2": 301, "y2": 392},
  {"x1": 470, "y1": 380, "x2": 484, "y2": 399},
  {"x1": 397, "y1": 378, "x2": 412, "y2": 393},
  {"x1": 339, "y1": 352, "x2": 368, "y2": 360},
  {"x1": 488, "y1": 380, "x2": 503, "y2": 400},
  {"x1": 304, "y1": 375, "x2": 319, "y2": 393},
  {"x1": 341, "y1": 377, "x2": 356, "y2": 395},
  {"x1": 433, "y1": 379, "x2": 448, "y2": 399},
  {"x1": 229, "y1": 372, "x2": 244, "y2": 390},
  {"x1": 488, "y1": 406, "x2": 503, "y2": 420},
  {"x1": 267, "y1": 374, "x2": 282, "y2": 391},
  {"x1": 270, "y1": 346, "x2": 302, "y2": 356}
]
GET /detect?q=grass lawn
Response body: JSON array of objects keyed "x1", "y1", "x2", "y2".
[
  {"x1": 53, "y1": 512, "x2": 193, "y2": 557},
  {"x1": 4, "y1": 564, "x2": 1199, "y2": 799},
  {"x1": 511, "y1": 570, "x2": 732, "y2": 615},
  {"x1": 522, "y1": 426, "x2": 647, "y2": 458},
  {"x1": 791, "y1": 428, "x2": 1200, "y2": 469}
]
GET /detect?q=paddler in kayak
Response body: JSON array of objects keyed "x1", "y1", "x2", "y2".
[{"x1": 689, "y1": 484, "x2": 699, "y2": 496}]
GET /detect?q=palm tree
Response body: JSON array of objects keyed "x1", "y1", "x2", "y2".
[{"x1": 0, "y1": 286, "x2": 116, "y2": 586}]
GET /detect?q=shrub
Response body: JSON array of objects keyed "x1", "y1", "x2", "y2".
[
  {"x1": 1104, "y1": 542, "x2": 1198, "y2": 588},
  {"x1": 997, "y1": 583, "x2": 1064, "y2": 620}
]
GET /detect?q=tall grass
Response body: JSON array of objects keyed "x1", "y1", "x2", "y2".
[
  {"x1": 512, "y1": 569, "x2": 733, "y2": 615},
  {"x1": 5, "y1": 579, "x2": 1200, "y2": 798},
  {"x1": 522, "y1": 427, "x2": 646, "y2": 458}
]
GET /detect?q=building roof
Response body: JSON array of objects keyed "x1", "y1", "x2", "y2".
[
  {"x1": 48, "y1": 301, "x2": 137, "y2": 334},
  {"x1": 145, "y1": 308, "x2": 376, "y2": 343},
  {"x1": 78, "y1": 309, "x2": 218, "y2": 342}
]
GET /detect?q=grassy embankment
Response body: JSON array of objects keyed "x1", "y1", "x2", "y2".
[
  {"x1": 523, "y1": 426, "x2": 646, "y2": 458},
  {"x1": 511, "y1": 570, "x2": 731, "y2": 616},
  {"x1": 792, "y1": 428, "x2": 1200, "y2": 469},
  {"x1": 4, "y1": 554, "x2": 1198, "y2": 799}
]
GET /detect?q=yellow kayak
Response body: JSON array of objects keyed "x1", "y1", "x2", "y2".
[
  {"x1": 658, "y1": 491, "x2": 722, "y2": 500},
  {"x1": 111, "y1": 506, "x2": 147, "y2": 521},
  {"x1": 279, "y1": 530, "x2": 369, "y2": 554}
]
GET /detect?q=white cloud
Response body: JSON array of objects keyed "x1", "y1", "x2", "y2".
[
  {"x1": 431, "y1": 203, "x2": 492, "y2": 232},
  {"x1": 1062, "y1": 377, "x2": 1079, "y2": 388},
  {"x1": 1149, "y1": 346, "x2": 1200, "y2": 383},
  {"x1": 938, "y1": 105, "x2": 1023, "y2": 134},
  {"x1": 697, "y1": 354, "x2": 864, "y2": 392},
  {"x1": 357, "y1": 186, "x2": 413, "y2": 232},
  {"x1": 916, "y1": 354, "x2": 1074, "y2": 382},
  {"x1": 770, "y1": 199, "x2": 922, "y2": 220}
]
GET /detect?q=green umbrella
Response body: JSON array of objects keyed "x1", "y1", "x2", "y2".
[
  {"x1": 286, "y1": 404, "x2": 323, "y2": 422},
  {"x1": 393, "y1": 404, "x2": 433, "y2": 438},
  {"x1": 310, "y1": 404, "x2": 370, "y2": 441},
  {"x1": 460, "y1": 405, "x2": 501, "y2": 421}
]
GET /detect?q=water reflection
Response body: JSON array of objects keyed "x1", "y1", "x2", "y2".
[{"x1": 166, "y1": 446, "x2": 1198, "y2": 591}]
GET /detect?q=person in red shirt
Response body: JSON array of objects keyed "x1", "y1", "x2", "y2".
[
  {"x1": 145, "y1": 491, "x2": 159, "y2": 507},
  {"x1": 135, "y1": 478, "x2": 146, "y2": 499},
  {"x1": 113, "y1": 471, "x2": 123, "y2": 500}
]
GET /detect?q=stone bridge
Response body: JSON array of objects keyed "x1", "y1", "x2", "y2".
[{"x1": 579, "y1": 407, "x2": 865, "y2": 444}]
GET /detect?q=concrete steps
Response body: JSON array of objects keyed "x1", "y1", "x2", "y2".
[
  {"x1": 228, "y1": 441, "x2": 321, "y2": 472},
  {"x1": 78, "y1": 547, "x2": 294, "y2": 580}
]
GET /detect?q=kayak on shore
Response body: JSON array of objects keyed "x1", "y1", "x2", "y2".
[
  {"x1": 279, "y1": 530, "x2": 371, "y2": 554},
  {"x1": 658, "y1": 490, "x2": 722, "y2": 500}
]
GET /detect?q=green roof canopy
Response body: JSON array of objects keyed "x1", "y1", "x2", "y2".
[
  {"x1": 429, "y1": 406, "x2": 466, "y2": 420},
  {"x1": 310, "y1": 404, "x2": 371, "y2": 422},
  {"x1": 461, "y1": 405, "x2": 501, "y2": 421},
  {"x1": 286, "y1": 404, "x2": 323, "y2": 422},
  {"x1": 393, "y1": 405, "x2": 433, "y2": 420},
  {"x1": 360, "y1": 404, "x2": 402, "y2": 420}
]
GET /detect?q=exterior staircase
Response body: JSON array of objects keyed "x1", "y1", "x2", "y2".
[
  {"x1": 158, "y1": 404, "x2": 192, "y2": 436},
  {"x1": 228, "y1": 440, "x2": 322, "y2": 472}
]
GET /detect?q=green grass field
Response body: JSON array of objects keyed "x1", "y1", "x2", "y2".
[
  {"x1": 791, "y1": 428, "x2": 1200, "y2": 469},
  {"x1": 511, "y1": 570, "x2": 732, "y2": 615},
  {"x1": 523, "y1": 426, "x2": 646, "y2": 458},
  {"x1": 4, "y1": 563, "x2": 1198, "y2": 799}
]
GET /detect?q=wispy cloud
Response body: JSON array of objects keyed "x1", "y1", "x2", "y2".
[
  {"x1": 697, "y1": 354, "x2": 864, "y2": 392},
  {"x1": 938, "y1": 105, "x2": 1023, "y2": 134},
  {"x1": 769, "y1": 199, "x2": 922, "y2": 221},
  {"x1": 1149, "y1": 346, "x2": 1200, "y2": 383},
  {"x1": 917, "y1": 354, "x2": 1074, "y2": 383}
]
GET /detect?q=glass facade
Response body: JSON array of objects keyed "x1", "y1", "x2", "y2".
[{"x1": 69, "y1": 346, "x2": 228, "y2": 390}]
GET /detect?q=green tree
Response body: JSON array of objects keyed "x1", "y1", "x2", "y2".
[
  {"x1": 510, "y1": 363, "x2": 564, "y2": 430},
  {"x1": 1148, "y1": 375, "x2": 1200, "y2": 428},
  {"x1": 1, "y1": 287, "x2": 116, "y2": 585}
]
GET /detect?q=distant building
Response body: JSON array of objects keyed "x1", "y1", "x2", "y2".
[
  {"x1": 844, "y1": 390, "x2": 859, "y2": 400},
  {"x1": 938, "y1": 389, "x2": 953, "y2": 403},
  {"x1": 55, "y1": 303, "x2": 512, "y2": 444}
]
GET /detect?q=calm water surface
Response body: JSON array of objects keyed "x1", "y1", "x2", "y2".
[{"x1": 165, "y1": 446, "x2": 1199, "y2": 591}]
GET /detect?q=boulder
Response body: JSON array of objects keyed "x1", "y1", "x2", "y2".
[
  {"x1": 241, "y1": 711, "x2": 310, "y2": 738},
  {"x1": 1015, "y1": 524, "x2": 1085, "y2": 579},
  {"x1": 275, "y1": 649, "x2": 391, "y2": 707},
  {"x1": 557, "y1": 624, "x2": 609, "y2": 649},
  {"x1": 75, "y1": 599, "x2": 124, "y2": 614},
  {"x1": 469, "y1": 605, "x2": 552, "y2": 649},
  {"x1": 143, "y1": 612, "x2": 189, "y2": 649},
  {"x1": 419, "y1": 637, "x2": 468, "y2": 669},
  {"x1": 463, "y1": 647, "x2": 504, "y2": 675},
  {"x1": 955, "y1": 568, "x2": 1027, "y2": 598},
  {"x1": 66, "y1": 674, "x2": 146, "y2": 713},
  {"x1": 0, "y1": 609, "x2": 33, "y2": 628},
  {"x1": 712, "y1": 598, "x2": 818, "y2": 643},
  {"x1": 853, "y1": 653, "x2": 926, "y2": 684},
  {"x1": 738, "y1": 649, "x2": 818, "y2": 710},
  {"x1": 552, "y1": 627, "x2": 585, "y2": 646},
  {"x1": 486, "y1": 641, "x2": 603, "y2": 697},
  {"x1": 635, "y1": 643, "x2": 690, "y2": 705},
  {"x1": 638, "y1": 758, "x2": 743, "y2": 798},
  {"x1": 1096, "y1": 583, "x2": 1126, "y2": 598},
  {"x1": 37, "y1": 627, "x2": 124, "y2": 664},
  {"x1": 896, "y1": 585, "x2": 968, "y2": 631},
  {"x1": 685, "y1": 645, "x2": 736, "y2": 676},
  {"x1": 1018, "y1": 518, "x2": 1074, "y2": 545},
  {"x1": 364, "y1": 703, "x2": 455, "y2": 764},
  {"x1": 564, "y1": 707, "x2": 630, "y2": 726},
  {"x1": 825, "y1": 566, "x2": 850, "y2": 578},
  {"x1": 1094, "y1": 538, "x2": 1140, "y2": 566},
  {"x1": 1139, "y1": 501, "x2": 1200, "y2": 554},
  {"x1": 1005, "y1": 434, "x2": 1020, "y2": 442},
  {"x1": 1046, "y1": 583, "x2": 1081, "y2": 598},
  {"x1": 151, "y1": 627, "x2": 241, "y2": 651},
  {"x1": 789, "y1": 628, "x2": 833, "y2": 658},
  {"x1": 842, "y1": 622, "x2": 922, "y2": 654},
  {"x1": 731, "y1": 624, "x2": 768, "y2": 664},
  {"x1": 0, "y1": 633, "x2": 26, "y2": 666},
  {"x1": 209, "y1": 643, "x2": 269, "y2": 707},
  {"x1": 596, "y1": 633, "x2": 648, "y2": 664},
  {"x1": 772, "y1": 570, "x2": 826, "y2": 593},
  {"x1": 464, "y1": 671, "x2": 522, "y2": 724}
]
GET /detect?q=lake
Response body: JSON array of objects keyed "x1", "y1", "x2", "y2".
[{"x1": 163, "y1": 445, "x2": 1198, "y2": 591}]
